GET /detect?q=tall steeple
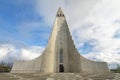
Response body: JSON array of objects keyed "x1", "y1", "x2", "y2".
[{"x1": 46, "y1": 7, "x2": 80, "y2": 72}]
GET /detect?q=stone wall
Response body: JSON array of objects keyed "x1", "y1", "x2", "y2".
[
  {"x1": 80, "y1": 56, "x2": 109, "y2": 73},
  {"x1": 11, "y1": 56, "x2": 42, "y2": 73}
]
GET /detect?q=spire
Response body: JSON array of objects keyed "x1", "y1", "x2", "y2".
[{"x1": 56, "y1": 7, "x2": 64, "y2": 17}]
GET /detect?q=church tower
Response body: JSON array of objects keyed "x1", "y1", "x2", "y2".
[
  {"x1": 11, "y1": 7, "x2": 109, "y2": 73},
  {"x1": 42, "y1": 7, "x2": 81, "y2": 72}
]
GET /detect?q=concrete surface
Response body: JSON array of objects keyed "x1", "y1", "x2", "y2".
[{"x1": 0, "y1": 73, "x2": 120, "y2": 80}]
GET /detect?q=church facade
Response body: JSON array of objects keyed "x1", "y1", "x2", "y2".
[{"x1": 11, "y1": 8, "x2": 109, "y2": 73}]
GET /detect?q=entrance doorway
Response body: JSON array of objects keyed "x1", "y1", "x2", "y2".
[{"x1": 59, "y1": 64, "x2": 64, "y2": 72}]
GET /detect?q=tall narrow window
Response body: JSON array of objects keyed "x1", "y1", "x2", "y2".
[{"x1": 60, "y1": 48, "x2": 63, "y2": 63}]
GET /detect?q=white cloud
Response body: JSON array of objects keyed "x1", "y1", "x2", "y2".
[
  {"x1": 21, "y1": 46, "x2": 44, "y2": 60},
  {"x1": 0, "y1": 44, "x2": 15, "y2": 61},
  {"x1": 74, "y1": 0, "x2": 120, "y2": 68},
  {"x1": 0, "y1": 44, "x2": 44, "y2": 63},
  {"x1": 35, "y1": 0, "x2": 120, "y2": 68}
]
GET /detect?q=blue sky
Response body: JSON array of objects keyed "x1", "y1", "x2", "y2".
[
  {"x1": 0, "y1": 0, "x2": 120, "y2": 69},
  {"x1": 0, "y1": 0, "x2": 50, "y2": 47}
]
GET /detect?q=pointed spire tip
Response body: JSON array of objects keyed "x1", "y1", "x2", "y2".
[{"x1": 56, "y1": 7, "x2": 65, "y2": 17}]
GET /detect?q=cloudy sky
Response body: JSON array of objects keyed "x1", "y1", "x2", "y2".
[{"x1": 0, "y1": 0, "x2": 120, "y2": 69}]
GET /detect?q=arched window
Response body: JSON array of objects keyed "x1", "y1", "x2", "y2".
[{"x1": 60, "y1": 48, "x2": 63, "y2": 63}]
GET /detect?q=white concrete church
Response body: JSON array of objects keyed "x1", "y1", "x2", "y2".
[{"x1": 11, "y1": 7, "x2": 109, "y2": 73}]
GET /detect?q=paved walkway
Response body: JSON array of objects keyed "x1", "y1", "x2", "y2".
[{"x1": 0, "y1": 73, "x2": 119, "y2": 80}]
